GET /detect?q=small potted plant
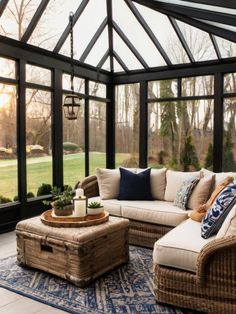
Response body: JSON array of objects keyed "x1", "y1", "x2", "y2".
[
  {"x1": 43, "y1": 186, "x2": 74, "y2": 216},
  {"x1": 87, "y1": 201, "x2": 104, "y2": 215}
]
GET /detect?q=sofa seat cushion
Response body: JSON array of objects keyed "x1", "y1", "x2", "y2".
[
  {"x1": 121, "y1": 201, "x2": 189, "y2": 227},
  {"x1": 153, "y1": 219, "x2": 215, "y2": 273},
  {"x1": 88, "y1": 196, "x2": 122, "y2": 216}
]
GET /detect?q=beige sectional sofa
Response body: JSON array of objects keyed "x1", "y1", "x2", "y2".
[
  {"x1": 80, "y1": 167, "x2": 214, "y2": 247},
  {"x1": 79, "y1": 167, "x2": 236, "y2": 313}
]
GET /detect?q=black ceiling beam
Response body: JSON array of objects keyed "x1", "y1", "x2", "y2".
[
  {"x1": 113, "y1": 51, "x2": 129, "y2": 72},
  {"x1": 0, "y1": 35, "x2": 110, "y2": 83},
  {"x1": 210, "y1": 34, "x2": 222, "y2": 59},
  {"x1": 0, "y1": 0, "x2": 9, "y2": 17},
  {"x1": 80, "y1": 17, "x2": 108, "y2": 63},
  {"x1": 97, "y1": 49, "x2": 109, "y2": 68},
  {"x1": 53, "y1": 0, "x2": 89, "y2": 53},
  {"x1": 113, "y1": 56, "x2": 236, "y2": 84},
  {"x1": 168, "y1": 16, "x2": 195, "y2": 63},
  {"x1": 125, "y1": 0, "x2": 171, "y2": 66},
  {"x1": 180, "y1": 0, "x2": 236, "y2": 10},
  {"x1": 135, "y1": 1, "x2": 236, "y2": 27},
  {"x1": 113, "y1": 21, "x2": 149, "y2": 69},
  {"x1": 106, "y1": 0, "x2": 114, "y2": 72},
  {"x1": 133, "y1": 0, "x2": 236, "y2": 43},
  {"x1": 21, "y1": 0, "x2": 50, "y2": 42}
]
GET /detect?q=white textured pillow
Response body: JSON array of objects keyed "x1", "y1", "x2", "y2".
[
  {"x1": 96, "y1": 168, "x2": 137, "y2": 199},
  {"x1": 216, "y1": 204, "x2": 236, "y2": 238},
  {"x1": 164, "y1": 170, "x2": 200, "y2": 202},
  {"x1": 96, "y1": 168, "x2": 120, "y2": 199}
]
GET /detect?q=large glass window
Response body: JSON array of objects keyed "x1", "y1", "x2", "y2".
[
  {"x1": 62, "y1": 74, "x2": 85, "y2": 93},
  {"x1": 89, "y1": 101, "x2": 106, "y2": 174},
  {"x1": 0, "y1": 57, "x2": 16, "y2": 79},
  {"x1": 26, "y1": 64, "x2": 51, "y2": 87},
  {"x1": 0, "y1": 84, "x2": 17, "y2": 203},
  {"x1": 148, "y1": 79, "x2": 178, "y2": 99},
  {"x1": 182, "y1": 75, "x2": 214, "y2": 97},
  {"x1": 63, "y1": 98, "x2": 85, "y2": 187},
  {"x1": 224, "y1": 73, "x2": 236, "y2": 94},
  {"x1": 148, "y1": 99, "x2": 214, "y2": 170},
  {"x1": 223, "y1": 97, "x2": 236, "y2": 171},
  {"x1": 115, "y1": 84, "x2": 140, "y2": 167},
  {"x1": 89, "y1": 81, "x2": 106, "y2": 98},
  {"x1": 26, "y1": 89, "x2": 52, "y2": 198}
]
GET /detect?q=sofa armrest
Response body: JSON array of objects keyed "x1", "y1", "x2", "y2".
[
  {"x1": 196, "y1": 235, "x2": 236, "y2": 285},
  {"x1": 75, "y1": 175, "x2": 99, "y2": 198}
]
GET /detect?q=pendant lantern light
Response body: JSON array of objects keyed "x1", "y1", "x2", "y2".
[{"x1": 63, "y1": 12, "x2": 81, "y2": 120}]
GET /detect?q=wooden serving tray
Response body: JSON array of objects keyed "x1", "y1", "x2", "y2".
[{"x1": 40, "y1": 209, "x2": 109, "y2": 228}]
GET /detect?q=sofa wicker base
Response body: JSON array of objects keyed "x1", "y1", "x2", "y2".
[
  {"x1": 129, "y1": 220, "x2": 173, "y2": 248},
  {"x1": 16, "y1": 216, "x2": 129, "y2": 287},
  {"x1": 153, "y1": 237, "x2": 236, "y2": 314}
]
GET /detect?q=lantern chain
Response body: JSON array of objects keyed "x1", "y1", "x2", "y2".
[{"x1": 69, "y1": 12, "x2": 74, "y2": 93}]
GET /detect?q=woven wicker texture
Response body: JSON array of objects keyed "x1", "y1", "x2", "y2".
[
  {"x1": 16, "y1": 216, "x2": 129, "y2": 287},
  {"x1": 153, "y1": 235, "x2": 236, "y2": 313}
]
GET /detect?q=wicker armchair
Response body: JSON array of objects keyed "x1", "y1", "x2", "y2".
[
  {"x1": 153, "y1": 235, "x2": 236, "y2": 313},
  {"x1": 78, "y1": 175, "x2": 173, "y2": 248}
]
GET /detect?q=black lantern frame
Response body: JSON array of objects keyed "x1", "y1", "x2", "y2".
[{"x1": 63, "y1": 12, "x2": 81, "y2": 120}]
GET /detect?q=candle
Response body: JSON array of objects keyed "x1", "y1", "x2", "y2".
[{"x1": 73, "y1": 188, "x2": 87, "y2": 217}]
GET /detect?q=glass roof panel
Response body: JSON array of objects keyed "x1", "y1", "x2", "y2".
[
  {"x1": 84, "y1": 27, "x2": 108, "y2": 66},
  {"x1": 0, "y1": 0, "x2": 41, "y2": 40},
  {"x1": 113, "y1": 31, "x2": 143, "y2": 71},
  {"x1": 28, "y1": 0, "x2": 82, "y2": 50},
  {"x1": 134, "y1": 3, "x2": 190, "y2": 64},
  {"x1": 113, "y1": 58, "x2": 124, "y2": 73},
  {"x1": 59, "y1": 0, "x2": 107, "y2": 60},
  {"x1": 102, "y1": 58, "x2": 110, "y2": 72},
  {"x1": 113, "y1": 0, "x2": 166, "y2": 67},
  {"x1": 153, "y1": 0, "x2": 236, "y2": 15},
  {"x1": 176, "y1": 20, "x2": 217, "y2": 61},
  {"x1": 215, "y1": 36, "x2": 236, "y2": 58}
]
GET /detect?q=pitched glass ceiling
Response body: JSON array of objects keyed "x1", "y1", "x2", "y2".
[{"x1": 0, "y1": 0, "x2": 236, "y2": 73}]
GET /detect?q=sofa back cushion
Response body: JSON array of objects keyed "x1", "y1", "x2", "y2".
[
  {"x1": 97, "y1": 167, "x2": 167, "y2": 200},
  {"x1": 201, "y1": 168, "x2": 236, "y2": 189},
  {"x1": 187, "y1": 175, "x2": 215, "y2": 210},
  {"x1": 96, "y1": 168, "x2": 120, "y2": 199},
  {"x1": 118, "y1": 168, "x2": 153, "y2": 200},
  {"x1": 150, "y1": 168, "x2": 167, "y2": 200},
  {"x1": 201, "y1": 183, "x2": 236, "y2": 239},
  {"x1": 164, "y1": 170, "x2": 200, "y2": 202}
]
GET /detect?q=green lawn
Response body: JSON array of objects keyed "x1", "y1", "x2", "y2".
[{"x1": 0, "y1": 153, "x2": 129, "y2": 200}]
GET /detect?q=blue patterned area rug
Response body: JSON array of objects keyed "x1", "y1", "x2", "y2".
[{"x1": 0, "y1": 246, "x2": 197, "y2": 314}]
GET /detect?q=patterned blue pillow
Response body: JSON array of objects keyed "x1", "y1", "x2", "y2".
[
  {"x1": 174, "y1": 176, "x2": 199, "y2": 210},
  {"x1": 201, "y1": 183, "x2": 236, "y2": 239}
]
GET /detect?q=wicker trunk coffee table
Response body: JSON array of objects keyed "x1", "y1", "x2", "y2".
[{"x1": 16, "y1": 215, "x2": 129, "y2": 287}]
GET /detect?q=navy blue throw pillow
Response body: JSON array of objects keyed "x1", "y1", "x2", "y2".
[{"x1": 118, "y1": 168, "x2": 153, "y2": 200}]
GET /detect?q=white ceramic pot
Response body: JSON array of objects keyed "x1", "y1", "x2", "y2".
[{"x1": 87, "y1": 206, "x2": 104, "y2": 215}]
